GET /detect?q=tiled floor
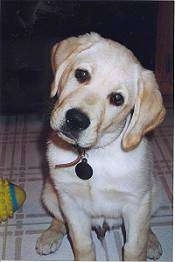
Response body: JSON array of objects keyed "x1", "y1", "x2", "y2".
[{"x1": 0, "y1": 96, "x2": 173, "y2": 261}]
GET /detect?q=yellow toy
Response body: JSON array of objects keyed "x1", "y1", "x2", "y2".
[{"x1": 0, "y1": 178, "x2": 26, "y2": 222}]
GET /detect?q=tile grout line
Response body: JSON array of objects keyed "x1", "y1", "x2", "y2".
[
  {"x1": 20, "y1": 115, "x2": 27, "y2": 169},
  {"x1": 154, "y1": 136, "x2": 173, "y2": 202},
  {"x1": 0, "y1": 117, "x2": 9, "y2": 169},
  {"x1": 9, "y1": 115, "x2": 18, "y2": 181},
  {"x1": 159, "y1": 127, "x2": 173, "y2": 160},
  {"x1": 2, "y1": 221, "x2": 8, "y2": 260}
]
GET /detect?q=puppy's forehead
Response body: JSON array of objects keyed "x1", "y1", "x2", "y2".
[
  {"x1": 76, "y1": 41, "x2": 137, "y2": 65},
  {"x1": 74, "y1": 41, "x2": 139, "y2": 80}
]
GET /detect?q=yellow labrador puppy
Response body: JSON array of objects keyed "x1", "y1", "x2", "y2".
[{"x1": 36, "y1": 33, "x2": 166, "y2": 261}]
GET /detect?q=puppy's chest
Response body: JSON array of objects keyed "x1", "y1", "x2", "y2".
[
  {"x1": 49, "y1": 139, "x2": 147, "y2": 216},
  {"x1": 53, "y1": 151, "x2": 139, "y2": 215},
  {"x1": 87, "y1": 156, "x2": 135, "y2": 204}
]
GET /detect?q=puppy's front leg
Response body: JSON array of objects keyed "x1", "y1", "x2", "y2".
[
  {"x1": 61, "y1": 196, "x2": 95, "y2": 261},
  {"x1": 122, "y1": 194, "x2": 151, "y2": 261}
]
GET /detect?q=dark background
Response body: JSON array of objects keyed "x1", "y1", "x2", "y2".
[{"x1": 0, "y1": 1, "x2": 169, "y2": 114}]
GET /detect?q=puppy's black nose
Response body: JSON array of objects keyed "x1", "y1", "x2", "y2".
[{"x1": 65, "y1": 108, "x2": 90, "y2": 132}]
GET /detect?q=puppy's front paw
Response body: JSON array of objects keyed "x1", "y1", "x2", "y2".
[
  {"x1": 36, "y1": 229, "x2": 64, "y2": 255},
  {"x1": 147, "y1": 230, "x2": 163, "y2": 260}
]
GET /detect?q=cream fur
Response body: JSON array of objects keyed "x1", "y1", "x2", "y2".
[{"x1": 36, "y1": 33, "x2": 165, "y2": 261}]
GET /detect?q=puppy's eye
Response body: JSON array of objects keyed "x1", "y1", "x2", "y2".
[
  {"x1": 75, "y1": 69, "x2": 90, "y2": 83},
  {"x1": 109, "y1": 92, "x2": 124, "y2": 106}
]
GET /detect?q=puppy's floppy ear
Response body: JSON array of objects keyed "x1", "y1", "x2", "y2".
[
  {"x1": 50, "y1": 34, "x2": 100, "y2": 98},
  {"x1": 122, "y1": 69, "x2": 166, "y2": 151},
  {"x1": 50, "y1": 37, "x2": 82, "y2": 98}
]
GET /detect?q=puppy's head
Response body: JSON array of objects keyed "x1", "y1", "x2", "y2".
[{"x1": 50, "y1": 33, "x2": 166, "y2": 150}]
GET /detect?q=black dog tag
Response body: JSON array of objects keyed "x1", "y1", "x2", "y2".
[{"x1": 75, "y1": 158, "x2": 93, "y2": 180}]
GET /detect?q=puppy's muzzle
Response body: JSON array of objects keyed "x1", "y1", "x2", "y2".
[{"x1": 62, "y1": 108, "x2": 90, "y2": 139}]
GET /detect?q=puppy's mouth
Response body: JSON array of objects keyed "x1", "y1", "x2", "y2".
[
  {"x1": 54, "y1": 107, "x2": 91, "y2": 147},
  {"x1": 57, "y1": 127, "x2": 91, "y2": 150},
  {"x1": 56, "y1": 127, "x2": 78, "y2": 143},
  {"x1": 60, "y1": 125, "x2": 82, "y2": 144}
]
